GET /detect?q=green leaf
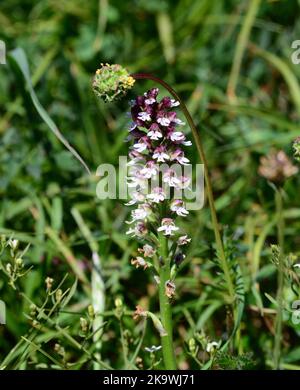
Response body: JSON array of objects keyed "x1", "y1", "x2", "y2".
[
  {"x1": 265, "y1": 292, "x2": 278, "y2": 308},
  {"x1": 250, "y1": 44, "x2": 300, "y2": 115},
  {"x1": 61, "y1": 279, "x2": 78, "y2": 308},
  {"x1": 8, "y1": 47, "x2": 91, "y2": 174}
]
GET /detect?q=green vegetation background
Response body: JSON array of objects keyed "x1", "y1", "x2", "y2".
[{"x1": 0, "y1": 0, "x2": 300, "y2": 369}]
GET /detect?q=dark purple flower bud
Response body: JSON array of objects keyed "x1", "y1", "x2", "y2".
[
  {"x1": 145, "y1": 87, "x2": 159, "y2": 100},
  {"x1": 126, "y1": 129, "x2": 147, "y2": 142},
  {"x1": 159, "y1": 96, "x2": 172, "y2": 109},
  {"x1": 174, "y1": 252, "x2": 186, "y2": 266},
  {"x1": 136, "y1": 95, "x2": 145, "y2": 106},
  {"x1": 129, "y1": 150, "x2": 143, "y2": 158},
  {"x1": 131, "y1": 104, "x2": 144, "y2": 125}
]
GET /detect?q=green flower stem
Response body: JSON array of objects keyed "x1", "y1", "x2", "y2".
[
  {"x1": 158, "y1": 232, "x2": 177, "y2": 370},
  {"x1": 132, "y1": 73, "x2": 235, "y2": 303},
  {"x1": 274, "y1": 188, "x2": 284, "y2": 370}
]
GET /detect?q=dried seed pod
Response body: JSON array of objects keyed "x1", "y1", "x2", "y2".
[{"x1": 258, "y1": 149, "x2": 298, "y2": 183}]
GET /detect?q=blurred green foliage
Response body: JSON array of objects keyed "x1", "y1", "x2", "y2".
[{"x1": 1, "y1": 0, "x2": 300, "y2": 369}]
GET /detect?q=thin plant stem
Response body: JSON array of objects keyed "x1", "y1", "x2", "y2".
[
  {"x1": 158, "y1": 232, "x2": 176, "y2": 370},
  {"x1": 132, "y1": 73, "x2": 235, "y2": 303},
  {"x1": 273, "y1": 188, "x2": 285, "y2": 370}
]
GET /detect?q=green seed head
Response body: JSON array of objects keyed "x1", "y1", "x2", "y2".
[
  {"x1": 92, "y1": 63, "x2": 135, "y2": 103},
  {"x1": 88, "y1": 305, "x2": 95, "y2": 318},
  {"x1": 80, "y1": 317, "x2": 88, "y2": 333},
  {"x1": 293, "y1": 137, "x2": 300, "y2": 162},
  {"x1": 16, "y1": 258, "x2": 24, "y2": 269},
  {"x1": 188, "y1": 338, "x2": 196, "y2": 354}
]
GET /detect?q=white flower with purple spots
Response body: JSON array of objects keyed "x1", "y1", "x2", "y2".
[
  {"x1": 170, "y1": 149, "x2": 190, "y2": 165},
  {"x1": 133, "y1": 137, "x2": 150, "y2": 153},
  {"x1": 126, "y1": 87, "x2": 193, "y2": 279},
  {"x1": 138, "y1": 111, "x2": 151, "y2": 122},
  {"x1": 138, "y1": 244, "x2": 156, "y2": 258},
  {"x1": 173, "y1": 118, "x2": 185, "y2": 126},
  {"x1": 148, "y1": 128, "x2": 163, "y2": 140},
  {"x1": 147, "y1": 187, "x2": 166, "y2": 203},
  {"x1": 125, "y1": 191, "x2": 146, "y2": 206},
  {"x1": 126, "y1": 221, "x2": 148, "y2": 237},
  {"x1": 162, "y1": 169, "x2": 180, "y2": 187},
  {"x1": 157, "y1": 116, "x2": 171, "y2": 126},
  {"x1": 130, "y1": 204, "x2": 152, "y2": 222},
  {"x1": 140, "y1": 160, "x2": 158, "y2": 179},
  {"x1": 170, "y1": 99, "x2": 180, "y2": 107},
  {"x1": 153, "y1": 146, "x2": 170, "y2": 162},
  {"x1": 145, "y1": 97, "x2": 156, "y2": 105},
  {"x1": 177, "y1": 235, "x2": 191, "y2": 246},
  {"x1": 170, "y1": 131, "x2": 185, "y2": 142},
  {"x1": 127, "y1": 174, "x2": 148, "y2": 190},
  {"x1": 157, "y1": 218, "x2": 179, "y2": 236},
  {"x1": 175, "y1": 175, "x2": 191, "y2": 190},
  {"x1": 170, "y1": 200, "x2": 189, "y2": 217}
]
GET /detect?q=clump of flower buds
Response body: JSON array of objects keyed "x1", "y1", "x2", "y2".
[
  {"x1": 45, "y1": 277, "x2": 54, "y2": 292},
  {"x1": 92, "y1": 63, "x2": 135, "y2": 103},
  {"x1": 293, "y1": 137, "x2": 300, "y2": 162},
  {"x1": 1, "y1": 238, "x2": 31, "y2": 290}
]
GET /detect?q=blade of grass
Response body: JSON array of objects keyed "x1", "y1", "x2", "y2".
[
  {"x1": 45, "y1": 226, "x2": 89, "y2": 285},
  {"x1": 71, "y1": 207, "x2": 105, "y2": 369},
  {"x1": 227, "y1": 0, "x2": 261, "y2": 103},
  {"x1": 249, "y1": 43, "x2": 300, "y2": 116},
  {"x1": 8, "y1": 48, "x2": 91, "y2": 174}
]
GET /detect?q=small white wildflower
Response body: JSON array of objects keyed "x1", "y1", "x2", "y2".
[
  {"x1": 165, "y1": 280, "x2": 176, "y2": 298},
  {"x1": 177, "y1": 235, "x2": 191, "y2": 246},
  {"x1": 129, "y1": 204, "x2": 152, "y2": 222},
  {"x1": 131, "y1": 257, "x2": 148, "y2": 270},
  {"x1": 138, "y1": 112, "x2": 151, "y2": 121},
  {"x1": 206, "y1": 341, "x2": 220, "y2": 353},
  {"x1": 125, "y1": 191, "x2": 145, "y2": 206},
  {"x1": 129, "y1": 122, "x2": 137, "y2": 131},
  {"x1": 157, "y1": 117, "x2": 171, "y2": 127},
  {"x1": 148, "y1": 128, "x2": 163, "y2": 140},
  {"x1": 147, "y1": 187, "x2": 166, "y2": 203},
  {"x1": 126, "y1": 222, "x2": 148, "y2": 237},
  {"x1": 140, "y1": 161, "x2": 158, "y2": 178},
  {"x1": 133, "y1": 140, "x2": 148, "y2": 153},
  {"x1": 173, "y1": 118, "x2": 185, "y2": 126},
  {"x1": 176, "y1": 155, "x2": 190, "y2": 165},
  {"x1": 8, "y1": 239, "x2": 19, "y2": 250},
  {"x1": 175, "y1": 176, "x2": 191, "y2": 190},
  {"x1": 138, "y1": 244, "x2": 156, "y2": 258},
  {"x1": 163, "y1": 169, "x2": 180, "y2": 187},
  {"x1": 127, "y1": 176, "x2": 148, "y2": 190},
  {"x1": 170, "y1": 131, "x2": 185, "y2": 142},
  {"x1": 145, "y1": 345, "x2": 162, "y2": 353},
  {"x1": 170, "y1": 149, "x2": 190, "y2": 165},
  {"x1": 145, "y1": 97, "x2": 156, "y2": 105},
  {"x1": 170, "y1": 99, "x2": 180, "y2": 107},
  {"x1": 153, "y1": 146, "x2": 170, "y2": 162},
  {"x1": 157, "y1": 218, "x2": 179, "y2": 236},
  {"x1": 170, "y1": 200, "x2": 189, "y2": 217}
]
